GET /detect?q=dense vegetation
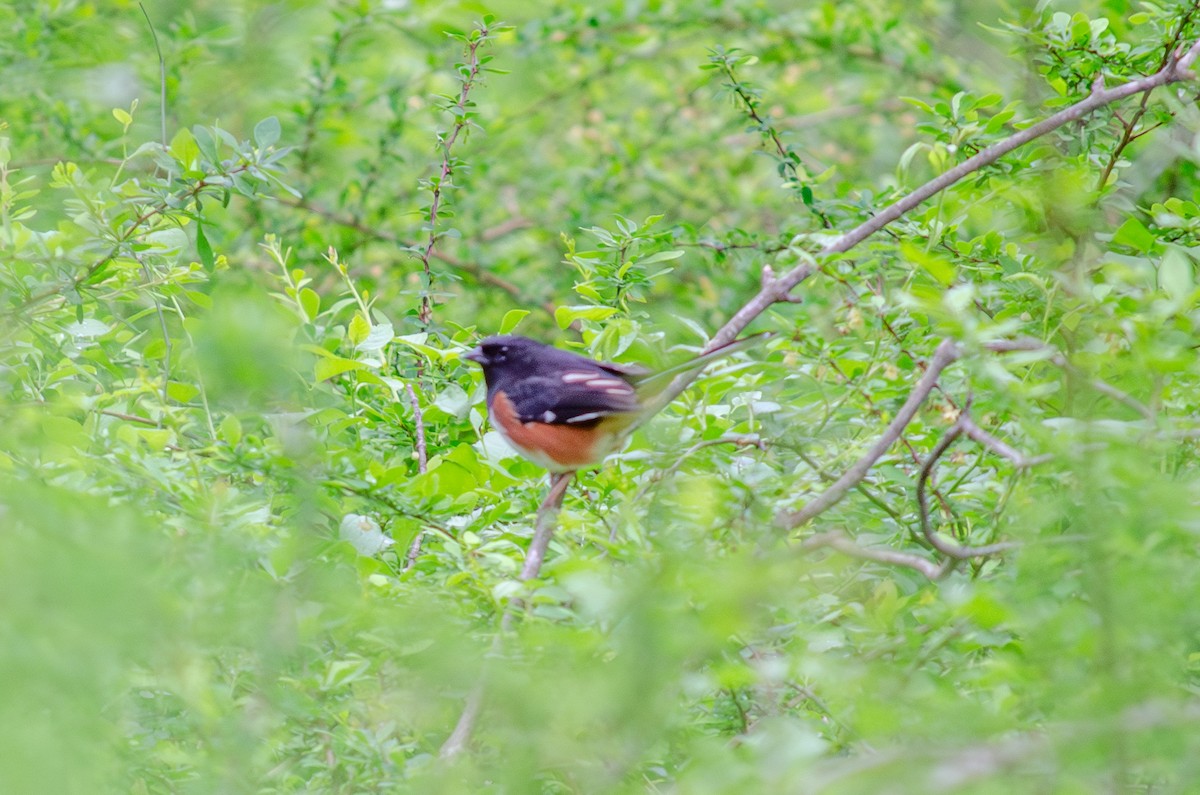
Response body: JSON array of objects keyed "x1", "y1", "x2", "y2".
[{"x1": 3, "y1": 1, "x2": 1200, "y2": 792}]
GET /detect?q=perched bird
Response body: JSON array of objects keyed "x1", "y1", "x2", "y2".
[{"x1": 463, "y1": 333, "x2": 767, "y2": 473}]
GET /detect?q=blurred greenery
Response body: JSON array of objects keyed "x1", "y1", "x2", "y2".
[{"x1": 2, "y1": 0, "x2": 1200, "y2": 792}]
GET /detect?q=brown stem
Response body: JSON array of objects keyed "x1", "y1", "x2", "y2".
[
  {"x1": 439, "y1": 470, "x2": 574, "y2": 758},
  {"x1": 520, "y1": 472, "x2": 574, "y2": 581},
  {"x1": 416, "y1": 28, "x2": 491, "y2": 326},
  {"x1": 651, "y1": 40, "x2": 1200, "y2": 413},
  {"x1": 800, "y1": 531, "x2": 953, "y2": 580},
  {"x1": 778, "y1": 339, "x2": 961, "y2": 529},
  {"x1": 916, "y1": 416, "x2": 1019, "y2": 559}
]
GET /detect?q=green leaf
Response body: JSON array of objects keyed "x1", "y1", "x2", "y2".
[
  {"x1": 348, "y1": 313, "x2": 371, "y2": 346},
  {"x1": 195, "y1": 222, "x2": 215, "y2": 272},
  {"x1": 254, "y1": 116, "x2": 281, "y2": 149},
  {"x1": 902, "y1": 242, "x2": 955, "y2": 286},
  {"x1": 166, "y1": 381, "x2": 200, "y2": 403},
  {"x1": 1158, "y1": 247, "x2": 1193, "y2": 301},
  {"x1": 1112, "y1": 217, "x2": 1156, "y2": 254},
  {"x1": 640, "y1": 250, "x2": 684, "y2": 265},
  {"x1": 315, "y1": 356, "x2": 367, "y2": 382},
  {"x1": 299, "y1": 288, "x2": 320, "y2": 321},
  {"x1": 554, "y1": 305, "x2": 619, "y2": 329},
  {"x1": 170, "y1": 127, "x2": 201, "y2": 170},
  {"x1": 219, "y1": 414, "x2": 242, "y2": 446},
  {"x1": 499, "y1": 309, "x2": 530, "y2": 334}
]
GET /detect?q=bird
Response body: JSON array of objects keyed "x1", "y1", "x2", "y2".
[{"x1": 463, "y1": 333, "x2": 768, "y2": 474}]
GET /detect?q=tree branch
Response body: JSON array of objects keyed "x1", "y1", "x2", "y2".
[
  {"x1": 778, "y1": 339, "x2": 961, "y2": 529},
  {"x1": 403, "y1": 382, "x2": 429, "y2": 569},
  {"x1": 439, "y1": 471, "x2": 574, "y2": 758},
  {"x1": 917, "y1": 415, "x2": 1019, "y2": 559},
  {"x1": 801, "y1": 531, "x2": 953, "y2": 580},
  {"x1": 957, "y1": 414, "x2": 1052, "y2": 469},
  {"x1": 651, "y1": 39, "x2": 1200, "y2": 411}
]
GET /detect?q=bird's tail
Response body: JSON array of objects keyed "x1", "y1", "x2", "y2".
[{"x1": 634, "y1": 331, "x2": 773, "y2": 394}]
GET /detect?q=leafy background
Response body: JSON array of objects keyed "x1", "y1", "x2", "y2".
[{"x1": 2, "y1": 0, "x2": 1200, "y2": 792}]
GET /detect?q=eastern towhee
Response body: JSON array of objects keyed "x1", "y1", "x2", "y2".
[{"x1": 464, "y1": 333, "x2": 768, "y2": 473}]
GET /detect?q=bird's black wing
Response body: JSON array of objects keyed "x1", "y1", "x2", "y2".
[{"x1": 498, "y1": 364, "x2": 641, "y2": 427}]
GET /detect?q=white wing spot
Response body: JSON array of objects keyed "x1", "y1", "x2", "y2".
[
  {"x1": 585, "y1": 377, "x2": 628, "y2": 389},
  {"x1": 561, "y1": 372, "x2": 595, "y2": 383},
  {"x1": 605, "y1": 387, "x2": 632, "y2": 395},
  {"x1": 566, "y1": 412, "x2": 605, "y2": 423},
  {"x1": 541, "y1": 410, "x2": 557, "y2": 422}
]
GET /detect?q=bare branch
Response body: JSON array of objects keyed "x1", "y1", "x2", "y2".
[
  {"x1": 985, "y1": 338, "x2": 1153, "y2": 420},
  {"x1": 520, "y1": 472, "x2": 574, "y2": 580},
  {"x1": 957, "y1": 414, "x2": 1052, "y2": 469},
  {"x1": 800, "y1": 531, "x2": 952, "y2": 579},
  {"x1": 778, "y1": 339, "x2": 961, "y2": 529},
  {"x1": 635, "y1": 434, "x2": 765, "y2": 503},
  {"x1": 439, "y1": 682, "x2": 485, "y2": 759},
  {"x1": 440, "y1": 471, "x2": 574, "y2": 758},
  {"x1": 403, "y1": 382, "x2": 429, "y2": 569},
  {"x1": 652, "y1": 39, "x2": 1200, "y2": 411},
  {"x1": 917, "y1": 417, "x2": 1018, "y2": 559},
  {"x1": 406, "y1": 383, "x2": 429, "y2": 473},
  {"x1": 271, "y1": 195, "x2": 556, "y2": 317},
  {"x1": 1048, "y1": 353, "x2": 1156, "y2": 421}
]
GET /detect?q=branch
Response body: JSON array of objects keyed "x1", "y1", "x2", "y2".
[
  {"x1": 957, "y1": 414, "x2": 1052, "y2": 469},
  {"x1": 800, "y1": 531, "x2": 953, "y2": 580},
  {"x1": 403, "y1": 382, "x2": 429, "y2": 569},
  {"x1": 439, "y1": 471, "x2": 574, "y2": 759},
  {"x1": 652, "y1": 39, "x2": 1200, "y2": 410},
  {"x1": 1095, "y1": 6, "x2": 1200, "y2": 191},
  {"x1": 634, "y1": 434, "x2": 765, "y2": 502},
  {"x1": 520, "y1": 472, "x2": 574, "y2": 580},
  {"x1": 416, "y1": 22, "x2": 493, "y2": 326},
  {"x1": 778, "y1": 339, "x2": 961, "y2": 529},
  {"x1": 916, "y1": 415, "x2": 1019, "y2": 559},
  {"x1": 1048, "y1": 352, "x2": 1156, "y2": 421},
  {"x1": 272, "y1": 195, "x2": 554, "y2": 317}
]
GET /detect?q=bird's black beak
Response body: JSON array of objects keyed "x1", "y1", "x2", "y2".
[{"x1": 463, "y1": 346, "x2": 485, "y2": 364}]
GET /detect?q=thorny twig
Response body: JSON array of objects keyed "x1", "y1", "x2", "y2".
[{"x1": 416, "y1": 23, "x2": 493, "y2": 326}]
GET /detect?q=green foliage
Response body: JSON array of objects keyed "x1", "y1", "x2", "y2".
[{"x1": 2, "y1": 0, "x2": 1200, "y2": 793}]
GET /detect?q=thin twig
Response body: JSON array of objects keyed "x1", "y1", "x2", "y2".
[
  {"x1": 957, "y1": 414, "x2": 1052, "y2": 469},
  {"x1": 800, "y1": 531, "x2": 953, "y2": 580},
  {"x1": 416, "y1": 23, "x2": 493, "y2": 326},
  {"x1": 138, "y1": 3, "x2": 167, "y2": 149},
  {"x1": 634, "y1": 434, "x2": 765, "y2": 503},
  {"x1": 275, "y1": 195, "x2": 554, "y2": 316},
  {"x1": 406, "y1": 382, "x2": 428, "y2": 472},
  {"x1": 131, "y1": 249, "x2": 172, "y2": 419},
  {"x1": 778, "y1": 339, "x2": 961, "y2": 529},
  {"x1": 916, "y1": 416, "x2": 1019, "y2": 559},
  {"x1": 438, "y1": 663, "x2": 489, "y2": 759},
  {"x1": 98, "y1": 409, "x2": 159, "y2": 425},
  {"x1": 520, "y1": 472, "x2": 573, "y2": 580},
  {"x1": 1049, "y1": 352, "x2": 1156, "y2": 421},
  {"x1": 403, "y1": 382, "x2": 429, "y2": 569},
  {"x1": 1095, "y1": 3, "x2": 1200, "y2": 191}
]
